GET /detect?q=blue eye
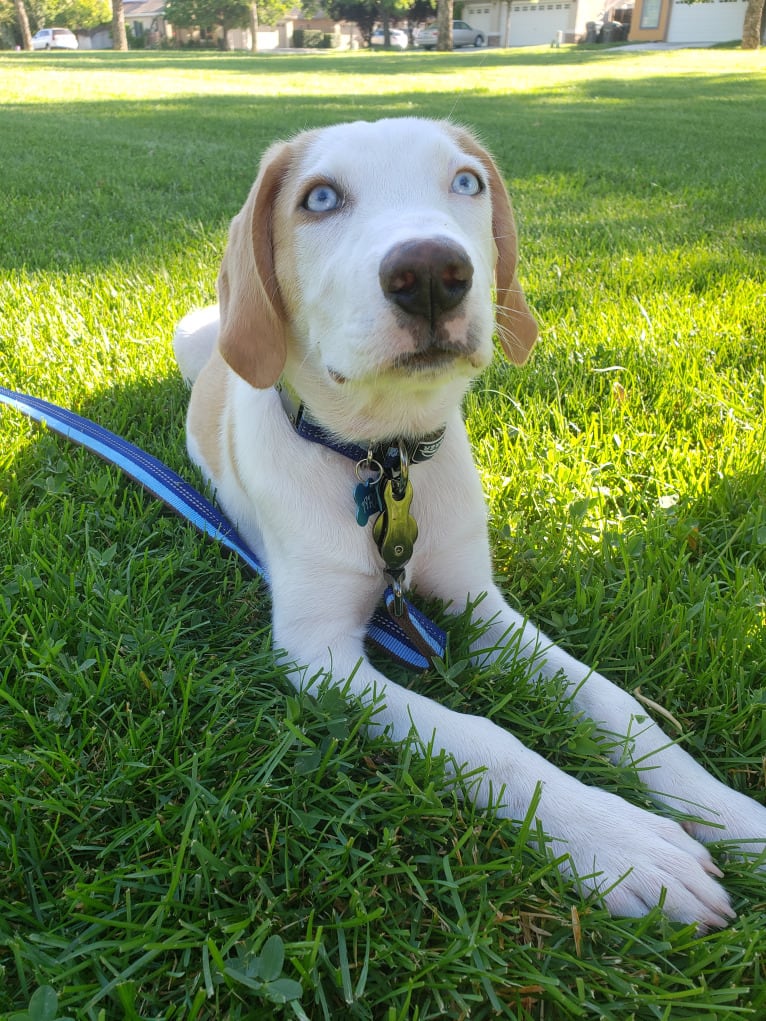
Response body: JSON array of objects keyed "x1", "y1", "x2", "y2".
[
  {"x1": 451, "y1": 170, "x2": 482, "y2": 196},
  {"x1": 304, "y1": 183, "x2": 342, "y2": 213}
]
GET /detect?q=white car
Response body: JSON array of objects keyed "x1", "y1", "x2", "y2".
[
  {"x1": 31, "y1": 27, "x2": 79, "y2": 50},
  {"x1": 414, "y1": 20, "x2": 485, "y2": 49},
  {"x1": 370, "y1": 27, "x2": 409, "y2": 50}
]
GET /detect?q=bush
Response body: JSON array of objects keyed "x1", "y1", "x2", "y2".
[{"x1": 292, "y1": 28, "x2": 337, "y2": 48}]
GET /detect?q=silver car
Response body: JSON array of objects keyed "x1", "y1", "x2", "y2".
[{"x1": 414, "y1": 20, "x2": 485, "y2": 49}]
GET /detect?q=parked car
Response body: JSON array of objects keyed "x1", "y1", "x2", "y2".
[
  {"x1": 413, "y1": 20, "x2": 484, "y2": 49},
  {"x1": 370, "y1": 27, "x2": 409, "y2": 50},
  {"x1": 31, "y1": 27, "x2": 79, "y2": 50}
]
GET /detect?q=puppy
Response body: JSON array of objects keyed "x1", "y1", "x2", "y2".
[{"x1": 174, "y1": 117, "x2": 765, "y2": 928}]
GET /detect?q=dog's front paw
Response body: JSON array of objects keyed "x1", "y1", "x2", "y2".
[{"x1": 547, "y1": 786, "x2": 735, "y2": 930}]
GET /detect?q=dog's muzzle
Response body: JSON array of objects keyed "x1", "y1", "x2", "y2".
[{"x1": 379, "y1": 237, "x2": 474, "y2": 327}]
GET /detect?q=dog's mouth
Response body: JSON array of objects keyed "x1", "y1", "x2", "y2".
[
  {"x1": 328, "y1": 349, "x2": 461, "y2": 386},
  {"x1": 326, "y1": 334, "x2": 483, "y2": 387},
  {"x1": 392, "y1": 348, "x2": 460, "y2": 373}
]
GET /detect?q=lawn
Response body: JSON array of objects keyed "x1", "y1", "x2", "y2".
[{"x1": 1, "y1": 45, "x2": 765, "y2": 1020}]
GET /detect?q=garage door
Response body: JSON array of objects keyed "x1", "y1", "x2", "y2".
[
  {"x1": 509, "y1": 1, "x2": 574, "y2": 46},
  {"x1": 666, "y1": 0, "x2": 747, "y2": 43},
  {"x1": 462, "y1": 5, "x2": 494, "y2": 36}
]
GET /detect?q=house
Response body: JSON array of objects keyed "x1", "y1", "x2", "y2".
[
  {"x1": 462, "y1": 0, "x2": 758, "y2": 47},
  {"x1": 629, "y1": 0, "x2": 753, "y2": 44},
  {"x1": 76, "y1": 26, "x2": 113, "y2": 48},
  {"x1": 123, "y1": 0, "x2": 171, "y2": 46},
  {"x1": 225, "y1": 19, "x2": 360, "y2": 51},
  {"x1": 462, "y1": 0, "x2": 629, "y2": 47}
]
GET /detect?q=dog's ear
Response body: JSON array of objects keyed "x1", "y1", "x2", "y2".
[
  {"x1": 449, "y1": 126, "x2": 538, "y2": 364},
  {"x1": 217, "y1": 140, "x2": 293, "y2": 389},
  {"x1": 485, "y1": 158, "x2": 539, "y2": 365}
]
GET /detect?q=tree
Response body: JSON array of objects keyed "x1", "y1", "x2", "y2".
[
  {"x1": 14, "y1": 0, "x2": 33, "y2": 47},
  {"x1": 325, "y1": 0, "x2": 428, "y2": 46},
  {"x1": 324, "y1": 0, "x2": 376, "y2": 44},
  {"x1": 112, "y1": 0, "x2": 127, "y2": 48},
  {"x1": 52, "y1": 0, "x2": 111, "y2": 29},
  {"x1": 435, "y1": 0, "x2": 451, "y2": 49},
  {"x1": 165, "y1": 0, "x2": 252, "y2": 48},
  {"x1": 246, "y1": 0, "x2": 293, "y2": 49},
  {"x1": 741, "y1": 0, "x2": 765, "y2": 48},
  {"x1": 248, "y1": 0, "x2": 257, "y2": 49},
  {"x1": 2, "y1": 0, "x2": 109, "y2": 41}
]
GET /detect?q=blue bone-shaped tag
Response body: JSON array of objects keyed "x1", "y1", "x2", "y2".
[{"x1": 354, "y1": 478, "x2": 383, "y2": 526}]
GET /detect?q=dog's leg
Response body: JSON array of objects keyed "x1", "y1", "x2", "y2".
[
  {"x1": 268, "y1": 560, "x2": 736, "y2": 928},
  {"x1": 472, "y1": 584, "x2": 766, "y2": 851},
  {"x1": 419, "y1": 542, "x2": 766, "y2": 869},
  {"x1": 173, "y1": 306, "x2": 220, "y2": 386}
]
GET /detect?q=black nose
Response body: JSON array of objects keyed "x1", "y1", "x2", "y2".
[{"x1": 379, "y1": 238, "x2": 474, "y2": 323}]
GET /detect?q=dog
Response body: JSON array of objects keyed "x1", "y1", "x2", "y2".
[{"x1": 173, "y1": 117, "x2": 766, "y2": 929}]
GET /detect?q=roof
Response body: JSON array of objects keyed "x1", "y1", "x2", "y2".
[{"x1": 123, "y1": 0, "x2": 165, "y2": 18}]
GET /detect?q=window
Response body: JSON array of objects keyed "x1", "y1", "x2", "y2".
[{"x1": 639, "y1": 0, "x2": 662, "y2": 29}]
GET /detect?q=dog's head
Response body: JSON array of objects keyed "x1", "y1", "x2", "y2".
[{"x1": 217, "y1": 118, "x2": 537, "y2": 438}]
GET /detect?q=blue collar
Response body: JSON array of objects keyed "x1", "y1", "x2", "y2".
[{"x1": 275, "y1": 379, "x2": 446, "y2": 469}]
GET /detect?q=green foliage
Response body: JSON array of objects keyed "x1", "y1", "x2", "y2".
[
  {"x1": 48, "y1": 0, "x2": 110, "y2": 29},
  {"x1": 7, "y1": 986, "x2": 75, "y2": 1021},
  {"x1": 293, "y1": 27, "x2": 337, "y2": 47},
  {"x1": 0, "y1": 46, "x2": 765, "y2": 1020},
  {"x1": 325, "y1": 0, "x2": 419, "y2": 43},
  {"x1": 324, "y1": 0, "x2": 377, "y2": 41},
  {"x1": 3, "y1": 0, "x2": 110, "y2": 32},
  {"x1": 164, "y1": 0, "x2": 251, "y2": 36},
  {"x1": 258, "y1": 0, "x2": 296, "y2": 27}
]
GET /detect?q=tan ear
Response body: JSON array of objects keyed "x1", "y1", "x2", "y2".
[
  {"x1": 217, "y1": 140, "x2": 293, "y2": 389},
  {"x1": 486, "y1": 158, "x2": 539, "y2": 364},
  {"x1": 448, "y1": 125, "x2": 538, "y2": 364}
]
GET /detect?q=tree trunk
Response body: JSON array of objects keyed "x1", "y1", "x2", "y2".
[
  {"x1": 14, "y1": 0, "x2": 33, "y2": 50},
  {"x1": 741, "y1": 0, "x2": 764, "y2": 48},
  {"x1": 436, "y1": 0, "x2": 453, "y2": 50},
  {"x1": 382, "y1": 5, "x2": 391, "y2": 47},
  {"x1": 503, "y1": 0, "x2": 512, "y2": 47},
  {"x1": 249, "y1": 1, "x2": 258, "y2": 51},
  {"x1": 112, "y1": 0, "x2": 128, "y2": 50}
]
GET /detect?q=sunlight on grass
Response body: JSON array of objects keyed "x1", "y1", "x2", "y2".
[{"x1": 4, "y1": 47, "x2": 763, "y2": 104}]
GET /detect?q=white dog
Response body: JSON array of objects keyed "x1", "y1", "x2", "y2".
[{"x1": 174, "y1": 117, "x2": 765, "y2": 929}]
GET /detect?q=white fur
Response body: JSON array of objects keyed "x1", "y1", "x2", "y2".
[{"x1": 174, "y1": 118, "x2": 765, "y2": 930}]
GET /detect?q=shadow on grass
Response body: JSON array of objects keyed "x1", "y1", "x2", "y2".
[
  {"x1": 5, "y1": 45, "x2": 634, "y2": 76},
  {"x1": 1, "y1": 370, "x2": 270, "y2": 660}
]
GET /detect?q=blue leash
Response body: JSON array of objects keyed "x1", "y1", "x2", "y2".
[{"x1": 0, "y1": 385, "x2": 446, "y2": 671}]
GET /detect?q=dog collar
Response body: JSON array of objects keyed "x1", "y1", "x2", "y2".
[
  {"x1": 275, "y1": 378, "x2": 446, "y2": 469},
  {"x1": 276, "y1": 377, "x2": 445, "y2": 620}
]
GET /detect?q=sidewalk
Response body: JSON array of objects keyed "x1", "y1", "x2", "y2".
[{"x1": 614, "y1": 41, "x2": 715, "y2": 52}]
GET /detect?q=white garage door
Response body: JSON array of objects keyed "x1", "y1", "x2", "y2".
[
  {"x1": 463, "y1": 5, "x2": 495, "y2": 37},
  {"x1": 667, "y1": 0, "x2": 747, "y2": 43},
  {"x1": 509, "y1": 1, "x2": 574, "y2": 46}
]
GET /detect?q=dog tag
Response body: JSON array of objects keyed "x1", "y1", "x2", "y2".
[
  {"x1": 373, "y1": 478, "x2": 418, "y2": 571},
  {"x1": 354, "y1": 478, "x2": 383, "y2": 526}
]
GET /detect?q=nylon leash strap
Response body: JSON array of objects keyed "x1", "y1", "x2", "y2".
[{"x1": 0, "y1": 385, "x2": 446, "y2": 671}]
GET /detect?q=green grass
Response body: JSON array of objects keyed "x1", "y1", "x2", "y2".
[{"x1": 1, "y1": 46, "x2": 765, "y2": 1019}]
